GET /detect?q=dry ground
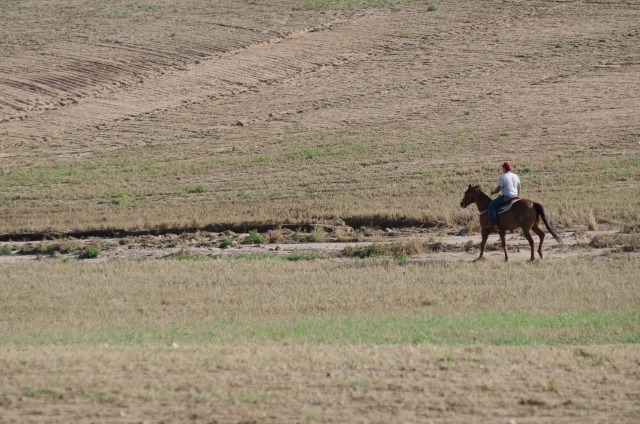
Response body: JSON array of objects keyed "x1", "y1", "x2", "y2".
[
  {"x1": 2, "y1": 344, "x2": 640, "y2": 423},
  {"x1": 1, "y1": 258, "x2": 640, "y2": 421},
  {"x1": 1, "y1": 0, "x2": 640, "y2": 233}
]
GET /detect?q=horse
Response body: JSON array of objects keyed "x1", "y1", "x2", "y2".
[{"x1": 460, "y1": 184, "x2": 563, "y2": 261}]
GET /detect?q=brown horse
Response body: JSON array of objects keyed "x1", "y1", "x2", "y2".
[{"x1": 460, "y1": 184, "x2": 563, "y2": 261}]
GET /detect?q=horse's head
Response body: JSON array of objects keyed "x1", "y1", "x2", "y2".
[{"x1": 460, "y1": 184, "x2": 481, "y2": 208}]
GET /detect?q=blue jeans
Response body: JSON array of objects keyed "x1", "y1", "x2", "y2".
[{"x1": 489, "y1": 195, "x2": 510, "y2": 226}]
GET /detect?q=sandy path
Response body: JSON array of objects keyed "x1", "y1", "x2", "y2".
[{"x1": 0, "y1": 230, "x2": 631, "y2": 263}]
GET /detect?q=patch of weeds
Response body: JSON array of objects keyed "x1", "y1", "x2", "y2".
[
  {"x1": 242, "y1": 229, "x2": 265, "y2": 244},
  {"x1": 86, "y1": 391, "x2": 116, "y2": 403},
  {"x1": 19, "y1": 242, "x2": 79, "y2": 255},
  {"x1": 399, "y1": 144, "x2": 412, "y2": 153},
  {"x1": 344, "y1": 244, "x2": 383, "y2": 259},
  {"x1": 230, "y1": 390, "x2": 270, "y2": 405},
  {"x1": 29, "y1": 143, "x2": 40, "y2": 149},
  {"x1": 444, "y1": 352, "x2": 454, "y2": 362},
  {"x1": 0, "y1": 244, "x2": 12, "y2": 255},
  {"x1": 356, "y1": 226, "x2": 367, "y2": 234},
  {"x1": 188, "y1": 184, "x2": 207, "y2": 193},
  {"x1": 301, "y1": 146, "x2": 317, "y2": 160},
  {"x1": 170, "y1": 32, "x2": 177, "y2": 37},
  {"x1": 255, "y1": 154, "x2": 272, "y2": 163},
  {"x1": 167, "y1": 250, "x2": 208, "y2": 261},
  {"x1": 303, "y1": 408, "x2": 316, "y2": 422},
  {"x1": 555, "y1": 42, "x2": 563, "y2": 48},
  {"x1": 92, "y1": 149, "x2": 104, "y2": 155},
  {"x1": 218, "y1": 239, "x2": 232, "y2": 249},
  {"x1": 427, "y1": 4, "x2": 437, "y2": 12},
  {"x1": 560, "y1": 98, "x2": 569, "y2": 104},
  {"x1": 522, "y1": 166, "x2": 532, "y2": 173},
  {"x1": 59, "y1": 257, "x2": 74, "y2": 263},
  {"x1": 240, "y1": 189, "x2": 252, "y2": 199},
  {"x1": 21, "y1": 387, "x2": 64, "y2": 399},
  {"x1": 224, "y1": 252, "x2": 325, "y2": 261},
  {"x1": 393, "y1": 252, "x2": 408, "y2": 263},
  {"x1": 310, "y1": 226, "x2": 326, "y2": 242},
  {"x1": 463, "y1": 110, "x2": 471, "y2": 116},
  {"x1": 548, "y1": 378, "x2": 562, "y2": 393},
  {"x1": 111, "y1": 189, "x2": 127, "y2": 205},
  {"x1": 79, "y1": 247, "x2": 102, "y2": 259},
  {"x1": 425, "y1": 91, "x2": 434, "y2": 98},
  {"x1": 399, "y1": 31, "x2": 409, "y2": 37},
  {"x1": 175, "y1": 188, "x2": 187, "y2": 196},
  {"x1": 168, "y1": 156, "x2": 178, "y2": 162},
  {"x1": 269, "y1": 228, "x2": 283, "y2": 243},
  {"x1": 602, "y1": 248, "x2": 617, "y2": 256}
]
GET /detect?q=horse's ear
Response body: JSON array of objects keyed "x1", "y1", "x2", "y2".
[{"x1": 468, "y1": 184, "x2": 471, "y2": 188}]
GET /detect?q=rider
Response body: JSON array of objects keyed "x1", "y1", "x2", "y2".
[{"x1": 488, "y1": 161, "x2": 521, "y2": 229}]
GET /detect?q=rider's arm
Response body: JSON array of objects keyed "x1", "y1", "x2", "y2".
[
  {"x1": 490, "y1": 185, "x2": 502, "y2": 195},
  {"x1": 517, "y1": 183, "x2": 521, "y2": 196}
]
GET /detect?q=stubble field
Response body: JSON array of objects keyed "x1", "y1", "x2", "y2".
[{"x1": 1, "y1": 0, "x2": 640, "y2": 422}]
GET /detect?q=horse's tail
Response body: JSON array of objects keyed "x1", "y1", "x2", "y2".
[{"x1": 534, "y1": 202, "x2": 563, "y2": 247}]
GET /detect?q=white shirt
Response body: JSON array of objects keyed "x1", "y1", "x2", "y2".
[{"x1": 498, "y1": 172, "x2": 520, "y2": 197}]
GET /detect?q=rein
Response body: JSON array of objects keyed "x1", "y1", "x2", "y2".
[{"x1": 469, "y1": 206, "x2": 487, "y2": 216}]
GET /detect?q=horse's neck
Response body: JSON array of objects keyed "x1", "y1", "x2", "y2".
[{"x1": 475, "y1": 191, "x2": 492, "y2": 211}]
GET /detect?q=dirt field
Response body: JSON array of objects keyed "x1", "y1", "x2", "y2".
[
  {"x1": 1, "y1": 0, "x2": 639, "y2": 232},
  {"x1": 2, "y1": 0, "x2": 640, "y2": 422}
]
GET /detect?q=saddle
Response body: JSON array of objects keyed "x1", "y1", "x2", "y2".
[
  {"x1": 497, "y1": 197, "x2": 520, "y2": 214},
  {"x1": 479, "y1": 197, "x2": 520, "y2": 230}
]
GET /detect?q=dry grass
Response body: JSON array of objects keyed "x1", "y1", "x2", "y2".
[
  {"x1": 1, "y1": 154, "x2": 638, "y2": 234},
  {"x1": 589, "y1": 233, "x2": 640, "y2": 251},
  {"x1": 1, "y1": 344, "x2": 639, "y2": 423},
  {"x1": 588, "y1": 209, "x2": 598, "y2": 231},
  {"x1": 310, "y1": 225, "x2": 326, "y2": 242},
  {"x1": 268, "y1": 227, "x2": 284, "y2": 244},
  {"x1": 1, "y1": 258, "x2": 639, "y2": 345}
]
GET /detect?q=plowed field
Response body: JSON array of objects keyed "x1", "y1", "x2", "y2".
[{"x1": 1, "y1": 0, "x2": 639, "y2": 233}]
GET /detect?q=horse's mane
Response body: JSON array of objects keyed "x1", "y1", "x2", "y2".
[{"x1": 469, "y1": 184, "x2": 492, "y2": 205}]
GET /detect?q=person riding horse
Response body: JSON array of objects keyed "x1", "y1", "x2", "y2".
[{"x1": 488, "y1": 161, "x2": 520, "y2": 229}]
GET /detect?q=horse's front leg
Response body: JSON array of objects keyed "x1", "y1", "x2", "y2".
[
  {"x1": 499, "y1": 231, "x2": 508, "y2": 262},
  {"x1": 478, "y1": 229, "x2": 489, "y2": 260}
]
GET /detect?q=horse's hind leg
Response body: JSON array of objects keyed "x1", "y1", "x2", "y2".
[
  {"x1": 522, "y1": 227, "x2": 536, "y2": 261},
  {"x1": 499, "y1": 231, "x2": 508, "y2": 262},
  {"x1": 532, "y1": 225, "x2": 545, "y2": 259}
]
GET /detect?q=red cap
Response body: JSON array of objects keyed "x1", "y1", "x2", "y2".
[{"x1": 502, "y1": 161, "x2": 512, "y2": 170}]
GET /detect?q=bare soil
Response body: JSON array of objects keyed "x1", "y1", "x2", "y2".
[
  {"x1": 1, "y1": 0, "x2": 639, "y2": 232},
  {"x1": 1, "y1": 344, "x2": 639, "y2": 423}
]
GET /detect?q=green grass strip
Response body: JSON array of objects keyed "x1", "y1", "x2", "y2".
[
  {"x1": 3, "y1": 311, "x2": 639, "y2": 346},
  {"x1": 221, "y1": 252, "x2": 326, "y2": 261},
  {"x1": 166, "y1": 252, "x2": 326, "y2": 261}
]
